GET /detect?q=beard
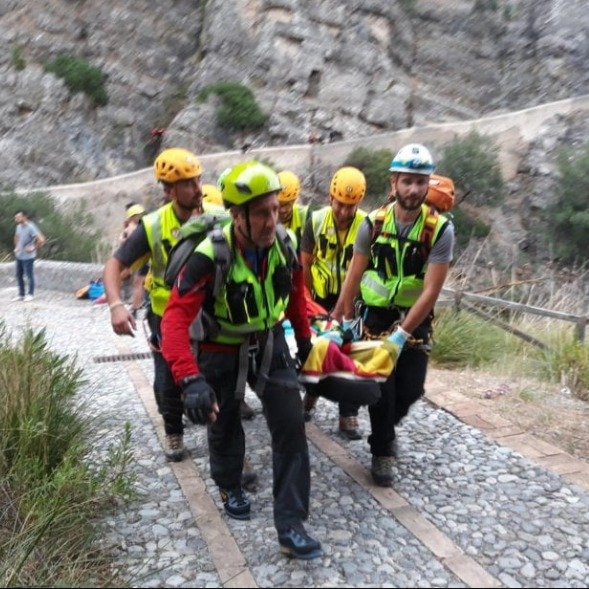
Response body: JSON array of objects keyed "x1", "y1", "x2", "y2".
[{"x1": 395, "y1": 192, "x2": 426, "y2": 212}]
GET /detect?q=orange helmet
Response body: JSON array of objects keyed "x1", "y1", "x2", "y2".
[
  {"x1": 330, "y1": 167, "x2": 366, "y2": 205},
  {"x1": 426, "y1": 174, "x2": 455, "y2": 213},
  {"x1": 277, "y1": 171, "x2": 301, "y2": 202}
]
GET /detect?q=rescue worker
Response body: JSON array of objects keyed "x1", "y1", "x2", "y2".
[
  {"x1": 161, "y1": 161, "x2": 322, "y2": 560},
  {"x1": 201, "y1": 183, "x2": 225, "y2": 211},
  {"x1": 195, "y1": 181, "x2": 256, "y2": 421},
  {"x1": 103, "y1": 147, "x2": 205, "y2": 462},
  {"x1": 332, "y1": 144, "x2": 455, "y2": 486},
  {"x1": 277, "y1": 170, "x2": 310, "y2": 248},
  {"x1": 300, "y1": 166, "x2": 367, "y2": 440}
]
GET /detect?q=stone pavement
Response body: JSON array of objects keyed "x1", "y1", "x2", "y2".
[{"x1": 3, "y1": 288, "x2": 589, "y2": 588}]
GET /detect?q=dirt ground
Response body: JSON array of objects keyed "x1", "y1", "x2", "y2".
[{"x1": 427, "y1": 365, "x2": 589, "y2": 462}]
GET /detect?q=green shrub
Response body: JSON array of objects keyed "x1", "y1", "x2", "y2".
[
  {"x1": 44, "y1": 55, "x2": 108, "y2": 107},
  {"x1": 431, "y1": 308, "x2": 507, "y2": 368},
  {"x1": 537, "y1": 334, "x2": 589, "y2": 402},
  {"x1": 451, "y1": 207, "x2": 491, "y2": 249},
  {"x1": 473, "y1": 0, "x2": 499, "y2": 11},
  {"x1": 553, "y1": 143, "x2": 589, "y2": 263},
  {"x1": 436, "y1": 130, "x2": 504, "y2": 206},
  {"x1": 198, "y1": 81, "x2": 266, "y2": 131},
  {"x1": 343, "y1": 146, "x2": 394, "y2": 208},
  {"x1": 0, "y1": 190, "x2": 102, "y2": 262},
  {"x1": 11, "y1": 45, "x2": 26, "y2": 71},
  {"x1": 0, "y1": 326, "x2": 134, "y2": 587}
]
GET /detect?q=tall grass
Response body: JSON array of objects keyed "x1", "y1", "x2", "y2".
[
  {"x1": 431, "y1": 308, "x2": 507, "y2": 368},
  {"x1": 432, "y1": 302, "x2": 589, "y2": 402},
  {"x1": 0, "y1": 324, "x2": 134, "y2": 587}
]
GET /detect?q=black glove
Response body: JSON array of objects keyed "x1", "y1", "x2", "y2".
[
  {"x1": 181, "y1": 374, "x2": 217, "y2": 425},
  {"x1": 296, "y1": 337, "x2": 313, "y2": 367}
]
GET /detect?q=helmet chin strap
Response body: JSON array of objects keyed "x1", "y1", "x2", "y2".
[{"x1": 237, "y1": 204, "x2": 257, "y2": 249}]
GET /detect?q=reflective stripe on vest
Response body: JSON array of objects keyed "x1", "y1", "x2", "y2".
[
  {"x1": 143, "y1": 203, "x2": 183, "y2": 316},
  {"x1": 310, "y1": 206, "x2": 366, "y2": 299},
  {"x1": 360, "y1": 203, "x2": 447, "y2": 308}
]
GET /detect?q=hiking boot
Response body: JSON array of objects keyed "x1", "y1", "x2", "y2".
[
  {"x1": 339, "y1": 415, "x2": 362, "y2": 440},
  {"x1": 219, "y1": 486, "x2": 251, "y2": 520},
  {"x1": 240, "y1": 399, "x2": 255, "y2": 420},
  {"x1": 303, "y1": 392, "x2": 318, "y2": 422},
  {"x1": 278, "y1": 523, "x2": 322, "y2": 560},
  {"x1": 241, "y1": 460, "x2": 258, "y2": 489},
  {"x1": 371, "y1": 455, "x2": 395, "y2": 487},
  {"x1": 164, "y1": 433, "x2": 186, "y2": 462}
]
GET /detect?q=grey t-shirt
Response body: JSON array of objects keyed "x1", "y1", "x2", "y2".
[
  {"x1": 15, "y1": 222, "x2": 41, "y2": 261},
  {"x1": 354, "y1": 214, "x2": 454, "y2": 264}
]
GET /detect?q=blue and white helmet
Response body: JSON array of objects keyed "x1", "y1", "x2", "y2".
[{"x1": 389, "y1": 143, "x2": 435, "y2": 175}]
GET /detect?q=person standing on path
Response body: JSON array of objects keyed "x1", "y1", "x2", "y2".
[
  {"x1": 161, "y1": 161, "x2": 321, "y2": 560},
  {"x1": 332, "y1": 144, "x2": 455, "y2": 487},
  {"x1": 12, "y1": 209, "x2": 45, "y2": 302}
]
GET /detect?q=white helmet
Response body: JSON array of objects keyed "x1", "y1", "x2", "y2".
[{"x1": 389, "y1": 143, "x2": 435, "y2": 175}]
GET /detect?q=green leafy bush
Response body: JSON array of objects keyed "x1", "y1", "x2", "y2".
[
  {"x1": 451, "y1": 207, "x2": 491, "y2": 249},
  {"x1": 553, "y1": 143, "x2": 589, "y2": 263},
  {"x1": 343, "y1": 146, "x2": 394, "y2": 208},
  {"x1": 198, "y1": 81, "x2": 266, "y2": 131},
  {"x1": 44, "y1": 55, "x2": 108, "y2": 107},
  {"x1": 0, "y1": 190, "x2": 102, "y2": 262},
  {"x1": 473, "y1": 0, "x2": 499, "y2": 11},
  {"x1": 436, "y1": 130, "x2": 504, "y2": 206}
]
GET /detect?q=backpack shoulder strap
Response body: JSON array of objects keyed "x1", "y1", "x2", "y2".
[
  {"x1": 276, "y1": 224, "x2": 300, "y2": 270},
  {"x1": 370, "y1": 204, "x2": 390, "y2": 243},
  {"x1": 210, "y1": 227, "x2": 233, "y2": 298},
  {"x1": 419, "y1": 205, "x2": 440, "y2": 260},
  {"x1": 164, "y1": 233, "x2": 201, "y2": 287}
]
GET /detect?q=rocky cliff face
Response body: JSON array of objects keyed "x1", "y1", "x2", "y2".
[{"x1": 1, "y1": 0, "x2": 589, "y2": 190}]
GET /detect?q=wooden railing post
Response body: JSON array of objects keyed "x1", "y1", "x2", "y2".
[{"x1": 576, "y1": 316, "x2": 587, "y2": 343}]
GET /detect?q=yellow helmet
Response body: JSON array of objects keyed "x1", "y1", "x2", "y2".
[
  {"x1": 154, "y1": 148, "x2": 202, "y2": 183},
  {"x1": 126, "y1": 204, "x2": 145, "y2": 219},
  {"x1": 277, "y1": 171, "x2": 300, "y2": 203},
  {"x1": 220, "y1": 161, "x2": 281, "y2": 207},
  {"x1": 330, "y1": 166, "x2": 366, "y2": 205},
  {"x1": 201, "y1": 184, "x2": 223, "y2": 206}
]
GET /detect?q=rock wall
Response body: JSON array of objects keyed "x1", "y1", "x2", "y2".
[{"x1": 2, "y1": 0, "x2": 589, "y2": 189}]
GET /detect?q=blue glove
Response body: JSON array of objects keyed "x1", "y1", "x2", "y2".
[
  {"x1": 181, "y1": 375, "x2": 217, "y2": 425},
  {"x1": 387, "y1": 326, "x2": 411, "y2": 353},
  {"x1": 321, "y1": 330, "x2": 343, "y2": 346},
  {"x1": 342, "y1": 318, "x2": 361, "y2": 343}
]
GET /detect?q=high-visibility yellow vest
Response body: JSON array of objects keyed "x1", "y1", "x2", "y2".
[
  {"x1": 360, "y1": 203, "x2": 448, "y2": 308},
  {"x1": 309, "y1": 206, "x2": 366, "y2": 299},
  {"x1": 143, "y1": 203, "x2": 183, "y2": 316},
  {"x1": 196, "y1": 224, "x2": 295, "y2": 344}
]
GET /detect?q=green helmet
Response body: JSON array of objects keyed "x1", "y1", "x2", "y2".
[{"x1": 219, "y1": 161, "x2": 282, "y2": 208}]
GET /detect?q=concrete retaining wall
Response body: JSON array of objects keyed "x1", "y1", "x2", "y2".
[
  {"x1": 17, "y1": 94, "x2": 589, "y2": 245},
  {"x1": 0, "y1": 261, "x2": 103, "y2": 295}
]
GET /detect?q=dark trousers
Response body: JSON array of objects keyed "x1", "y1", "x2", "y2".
[
  {"x1": 148, "y1": 310, "x2": 184, "y2": 435},
  {"x1": 364, "y1": 306, "x2": 430, "y2": 457},
  {"x1": 314, "y1": 292, "x2": 359, "y2": 418},
  {"x1": 16, "y1": 258, "x2": 35, "y2": 296},
  {"x1": 199, "y1": 329, "x2": 310, "y2": 531}
]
